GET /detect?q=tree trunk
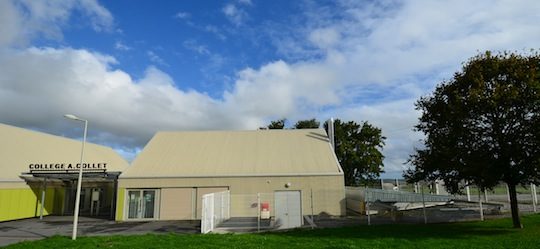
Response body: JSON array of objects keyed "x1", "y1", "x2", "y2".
[{"x1": 507, "y1": 183, "x2": 522, "y2": 228}]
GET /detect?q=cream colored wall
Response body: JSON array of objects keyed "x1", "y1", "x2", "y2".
[
  {"x1": 160, "y1": 188, "x2": 194, "y2": 220},
  {"x1": 0, "y1": 181, "x2": 30, "y2": 189},
  {"x1": 118, "y1": 175, "x2": 345, "y2": 221}
]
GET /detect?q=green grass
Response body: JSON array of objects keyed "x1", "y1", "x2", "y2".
[{"x1": 6, "y1": 214, "x2": 540, "y2": 249}]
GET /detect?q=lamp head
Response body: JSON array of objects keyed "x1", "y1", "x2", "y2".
[
  {"x1": 64, "y1": 114, "x2": 78, "y2": 120},
  {"x1": 64, "y1": 114, "x2": 86, "y2": 122}
]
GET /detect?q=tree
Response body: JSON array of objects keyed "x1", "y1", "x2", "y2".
[
  {"x1": 326, "y1": 119, "x2": 386, "y2": 186},
  {"x1": 294, "y1": 118, "x2": 320, "y2": 129},
  {"x1": 405, "y1": 51, "x2": 540, "y2": 228},
  {"x1": 267, "y1": 119, "x2": 286, "y2": 129}
]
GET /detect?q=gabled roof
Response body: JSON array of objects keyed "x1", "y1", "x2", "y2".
[
  {"x1": 122, "y1": 128, "x2": 343, "y2": 178},
  {"x1": 0, "y1": 123, "x2": 129, "y2": 182}
]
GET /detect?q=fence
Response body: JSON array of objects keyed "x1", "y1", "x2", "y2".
[
  {"x1": 201, "y1": 190, "x2": 230, "y2": 234},
  {"x1": 201, "y1": 189, "x2": 345, "y2": 233},
  {"x1": 346, "y1": 180, "x2": 539, "y2": 225},
  {"x1": 378, "y1": 179, "x2": 539, "y2": 204},
  {"x1": 201, "y1": 183, "x2": 538, "y2": 233}
]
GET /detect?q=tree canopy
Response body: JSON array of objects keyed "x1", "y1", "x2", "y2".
[
  {"x1": 293, "y1": 119, "x2": 320, "y2": 129},
  {"x1": 266, "y1": 118, "x2": 319, "y2": 129},
  {"x1": 405, "y1": 51, "x2": 540, "y2": 228},
  {"x1": 267, "y1": 119, "x2": 286, "y2": 129},
  {"x1": 327, "y1": 119, "x2": 386, "y2": 186}
]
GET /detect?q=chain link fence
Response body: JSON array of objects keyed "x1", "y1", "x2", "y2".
[
  {"x1": 200, "y1": 182, "x2": 538, "y2": 233},
  {"x1": 346, "y1": 180, "x2": 539, "y2": 225},
  {"x1": 201, "y1": 189, "x2": 345, "y2": 233}
]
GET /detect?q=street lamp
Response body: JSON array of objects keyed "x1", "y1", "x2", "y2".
[{"x1": 64, "y1": 114, "x2": 88, "y2": 240}]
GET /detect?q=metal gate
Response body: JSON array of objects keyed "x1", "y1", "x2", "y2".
[
  {"x1": 274, "y1": 191, "x2": 302, "y2": 229},
  {"x1": 201, "y1": 191, "x2": 230, "y2": 234}
]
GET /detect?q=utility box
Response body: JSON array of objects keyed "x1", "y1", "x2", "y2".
[
  {"x1": 261, "y1": 202, "x2": 270, "y2": 219},
  {"x1": 91, "y1": 188, "x2": 101, "y2": 216},
  {"x1": 91, "y1": 188, "x2": 100, "y2": 201}
]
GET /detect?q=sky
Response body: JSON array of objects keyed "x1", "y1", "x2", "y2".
[{"x1": 1, "y1": 0, "x2": 539, "y2": 178}]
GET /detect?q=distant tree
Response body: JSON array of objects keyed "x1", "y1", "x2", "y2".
[
  {"x1": 267, "y1": 119, "x2": 286, "y2": 129},
  {"x1": 405, "y1": 51, "x2": 540, "y2": 228},
  {"x1": 294, "y1": 119, "x2": 320, "y2": 129},
  {"x1": 326, "y1": 119, "x2": 386, "y2": 186}
]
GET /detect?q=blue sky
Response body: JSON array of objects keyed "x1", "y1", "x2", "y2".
[
  {"x1": 53, "y1": 0, "x2": 307, "y2": 97},
  {"x1": 1, "y1": 0, "x2": 540, "y2": 178}
]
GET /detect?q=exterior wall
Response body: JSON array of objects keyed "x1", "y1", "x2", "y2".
[
  {"x1": 0, "y1": 182, "x2": 65, "y2": 222},
  {"x1": 160, "y1": 188, "x2": 194, "y2": 220},
  {"x1": 117, "y1": 175, "x2": 345, "y2": 221}
]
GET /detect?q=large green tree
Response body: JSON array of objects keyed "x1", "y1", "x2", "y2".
[
  {"x1": 405, "y1": 51, "x2": 540, "y2": 228},
  {"x1": 293, "y1": 118, "x2": 320, "y2": 129},
  {"x1": 327, "y1": 119, "x2": 386, "y2": 186}
]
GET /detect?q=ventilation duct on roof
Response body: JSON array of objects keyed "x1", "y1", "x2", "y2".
[{"x1": 327, "y1": 118, "x2": 335, "y2": 151}]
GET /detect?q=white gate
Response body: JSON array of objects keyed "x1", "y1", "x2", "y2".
[
  {"x1": 201, "y1": 191, "x2": 230, "y2": 234},
  {"x1": 274, "y1": 191, "x2": 302, "y2": 229}
]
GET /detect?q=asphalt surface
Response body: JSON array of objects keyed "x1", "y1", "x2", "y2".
[{"x1": 0, "y1": 216, "x2": 200, "y2": 247}]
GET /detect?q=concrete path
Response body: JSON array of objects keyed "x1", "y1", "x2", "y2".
[{"x1": 0, "y1": 216, "x2": 200, "y2": 247}]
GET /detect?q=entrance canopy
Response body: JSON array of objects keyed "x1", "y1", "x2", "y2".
[{"x1": 21, "y1": 171, "x2": 122, "y2": 182}]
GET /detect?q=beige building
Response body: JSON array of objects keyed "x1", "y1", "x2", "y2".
[
  {"x1": 0, "y1": 123, "x2": 128, "y2": 222},
  {"x1": 116, "y1": 129, "x2": 345, "y2": 222}
]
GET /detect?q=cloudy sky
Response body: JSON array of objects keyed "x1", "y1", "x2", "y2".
[{"x1": 1, "y1": 0, "x2": 539, "y2": 178}]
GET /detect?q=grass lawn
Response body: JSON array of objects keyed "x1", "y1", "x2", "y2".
[{"x1": 6, "y1": 214, "x2": 540, "y2": 249}]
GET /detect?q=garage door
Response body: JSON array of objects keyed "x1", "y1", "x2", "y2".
[{"x1": 274, "y1": 191, "x2": 302, "y2": 229}]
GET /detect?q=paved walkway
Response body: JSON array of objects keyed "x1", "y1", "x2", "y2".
[{"x1": 0, "y1": 216, "x2": 200, "y2": 247}]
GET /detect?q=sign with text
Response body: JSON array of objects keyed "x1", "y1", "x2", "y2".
[{"x1": 28, "y1": 163, "x2": 108, "y2": 173}]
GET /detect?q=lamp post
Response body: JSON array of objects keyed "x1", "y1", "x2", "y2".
[{"x1": 64, "y1": 114, "x2": 88, "y2": 240}]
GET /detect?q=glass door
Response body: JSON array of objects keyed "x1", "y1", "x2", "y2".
[
  {"x1": 128, "y1": 190, "x2": 141, "y2": 219},
  {"x1": 127, "y1": 189, "x2": 158, "y2": 219},
  {"x1": 143, "y1": 190, "x2": 156, "y2": 219}
]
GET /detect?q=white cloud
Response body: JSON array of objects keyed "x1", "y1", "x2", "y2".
[
  {"x1": 147, "y1": 51, "x2": 167, "y2": 66},
  {"x1": 0, "y1": 1, "x2": 22, "y2": 47},
  {"x1": 114, "y1": 41, "x2": 131, "y2": 51},
  {"x1": 334, "y1": 98, "x2": 424, "y2": 175},
  {"x1": 182, "y1": 40, "x2": 211, "y2": 55},
  {"x1": 222, "y1": 3, "x2": 247, "y2": 26},
  {"x1": 224, "y1": 0, "x2": 540, "y2": 175},
  {"x1": 308, "y1": 27, "x2": 341, "y2": 49},
  {"x1": 0, "y1": 47, "x2": 256, "y2": 156},
  {"x1": 237, "y1": 0, "x2": 252, "y2": 6},
  {"x1": 78, "y1": 0, "x2": 114, "y2": 32},
  {"x1": 174, "y1": 11, "x2": 191, "y2": 19},
  {"x1": 0, "y1": 0, "x2": 113, "y2": 47},
  {"x1": 204, "y1": 25, "x2": 227, "y2": 40}
]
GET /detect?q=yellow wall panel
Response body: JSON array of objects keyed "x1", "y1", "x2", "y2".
[
  {"x1": 44, "y1": 188, "x2": 55, "y2": 215},
  {"x1": 0, "y1": 187, "x2": 64, "y2": 222},
  {"x1": 115, "y1": 188, "x2": 125, "y2": 221}
]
